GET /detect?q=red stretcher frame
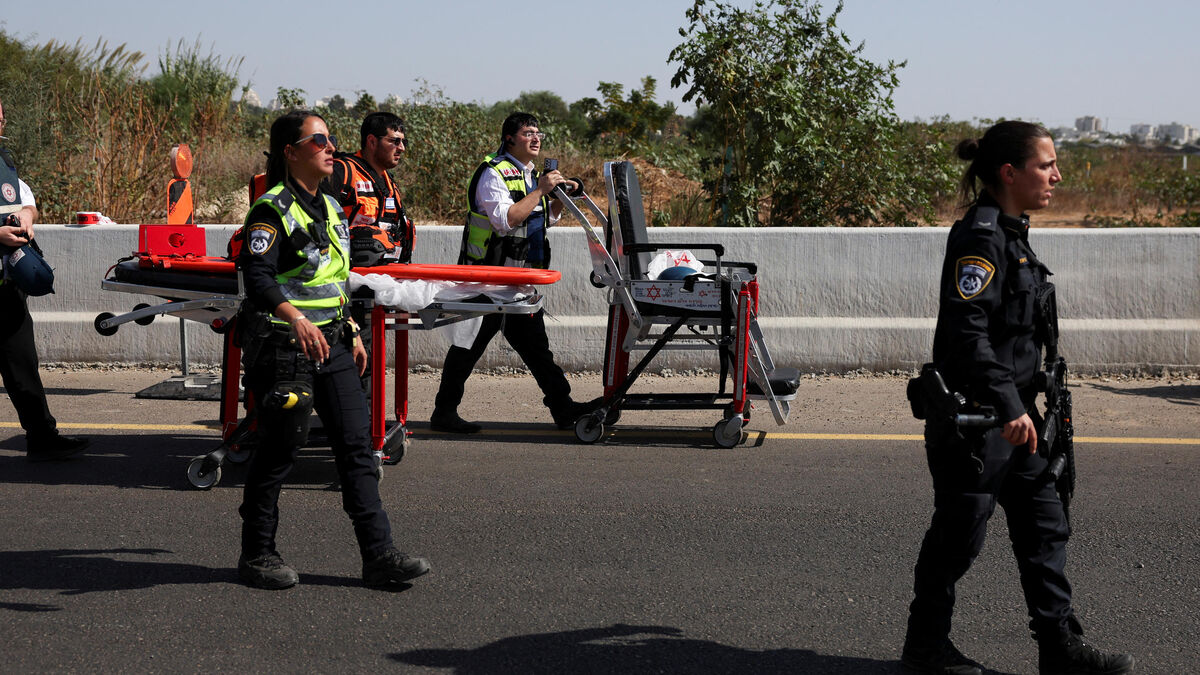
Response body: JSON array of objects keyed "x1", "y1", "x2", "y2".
[{"x1": 98, "y1": 254, "x2": 559, "y2": 488}]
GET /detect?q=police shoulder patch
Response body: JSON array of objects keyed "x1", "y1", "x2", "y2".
[
  {"x1": 246, "y1": 223, "x2": 277, "y2": 255},
  {"x1": 955, "y1": 256, "x2": 995, "y2": 300}
]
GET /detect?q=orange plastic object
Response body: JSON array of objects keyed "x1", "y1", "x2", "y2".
[{"x1": 170, "y1": 144, "x2": 193, "y2": 179}]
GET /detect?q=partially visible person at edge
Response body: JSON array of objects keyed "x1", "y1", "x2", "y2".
[
  {"x1": 428, "y1": 111, "x2": 593, "y2": 434},
  {"x1": 900, "y1": 121, "x2": 1133, "y2": 675},
  {"x1": 0, "y1": 97, "x2": 90, "y2": 462},
  {"x1": 322, "y1": 111, "x2": 414, "y2": 465},
  {"x1": 234, "y1": 110, "x2": 429, "y2": 590}
]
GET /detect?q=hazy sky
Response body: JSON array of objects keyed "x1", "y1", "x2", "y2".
[{"x1": 4, "y1": 0, "x2": 1198, "y2": 131}]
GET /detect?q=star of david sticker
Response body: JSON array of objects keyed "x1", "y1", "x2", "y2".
[{"x1": 646, "y1": 285, "x2": 662, "y2": 300}]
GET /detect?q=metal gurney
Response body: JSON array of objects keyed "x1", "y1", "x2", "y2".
[
  {"x1": 97, "y1": 242, "x2": 559, "y2": 488},
  {"x1": 555, "y1": 161, "x2": 800, "y2": 447}
]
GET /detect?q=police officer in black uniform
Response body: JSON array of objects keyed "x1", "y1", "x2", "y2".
[
  {"x1": 235, "y1": 110, "x2": 429, "y2": 590},
  {"x1": 901, "y1": 121, "x2": 1134, "y2": 675},
  {"x1": 0, "y1": 97, "x2": 89, "y2": 462}
]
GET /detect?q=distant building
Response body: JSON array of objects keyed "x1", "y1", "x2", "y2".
[
  {"x1": 241, "y1": 88, "x2": 262, "y2": 108},
  {"x1": 1159, "y1": 122, "x2": 1197, "y2": 144},
  {"x1": 1075, "y1": 116, "x2": 1103, "y2": 132},
  {"x1": 1130, "y1": 123, "x2": 1158, "y2": 142}
]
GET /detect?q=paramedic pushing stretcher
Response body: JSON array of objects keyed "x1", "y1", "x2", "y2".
[
  {"x1": 325, "y1": 111, "x2": 413, "y2": 464},
  {"x1": 430, "y1": 112, "x2": 593, "y2": 434},
  {"x1": 235, "y1": 110, "x2": 429, "y2": 590}
]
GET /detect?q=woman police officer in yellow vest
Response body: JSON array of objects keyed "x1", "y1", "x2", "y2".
[{"x1": 235, "y1": 110, "x2": 429, "y2": 590}]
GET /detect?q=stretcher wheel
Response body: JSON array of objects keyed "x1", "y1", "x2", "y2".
[
  {"x1": 94, "y1": 312, "x2": 118, "y2": 336},
  {"x1": 712, "y1": 418, "x2": 744, "y2": 449},
  {"x1": 382, "y1": 436, "x2": 408, "y2": 465},
  {"x1": 133, "y1": 303, "x2": 155, "y2": 325},
  {"x1": 574, "y1": 415, "x2": 605, "y2": 444},
  {"x1": 604, "y1": 408, "x2": 621, "y2": 425},
  {"x1": 589, "y1": 272, "x2": 606, "y2": 289},
  {"x1": 724, "y1": 404, "x2": 751, "y2": 426},
  {"x1": 187, "y1": 455, "x2": 222, "y2": 489},
  {"x1": 225, "y1": 446, "x2": 251, "y2": 464}
]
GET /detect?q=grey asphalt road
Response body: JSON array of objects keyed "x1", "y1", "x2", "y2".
[{"x1": 1, "y1": 368, "x2": 1197, "y2": 674}]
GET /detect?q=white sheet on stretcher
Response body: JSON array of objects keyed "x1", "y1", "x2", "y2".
[{"x1": 349, "y1": 272, "x2": 535, "y2": 348}]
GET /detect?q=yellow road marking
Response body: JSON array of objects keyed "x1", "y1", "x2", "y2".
[
  {"x1": 3, "y1": 422, "x2": 1198, "y2": 445},
  {"x1": 761, "y1": 432, "x2": 1200, "y2": 445}
]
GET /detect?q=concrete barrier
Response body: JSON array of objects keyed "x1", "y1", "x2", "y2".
[{"x1": 24, "y1": 223, "x2": 1200, "y2": 373}]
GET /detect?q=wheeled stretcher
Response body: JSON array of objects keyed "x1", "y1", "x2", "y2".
[
  {"x1": 97, "y1": 231, "x2": 558, "y2": 488},
  {"x1": 556, "y1": 161, "x2": 800, "y2": 447}
]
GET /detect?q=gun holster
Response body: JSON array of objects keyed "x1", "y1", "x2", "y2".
[
  {"x1": 259, "y1": 379, "x2": 315, "y2": 448},
  {"x1": 907, "y1": 363, "x2": 964, "y2": 421}
]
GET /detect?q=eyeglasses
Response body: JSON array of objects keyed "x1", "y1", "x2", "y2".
[
  {"x1": 379, "y1": 135, "x2": 406, "y2": 147},
  {"x1": 518, "y1": 131, "x2": 546, "y2": 140},
  {"x1": 294, "y1": 132, "x2": 337, "y2": 149}
]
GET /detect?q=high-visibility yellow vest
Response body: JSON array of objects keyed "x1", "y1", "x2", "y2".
[
  {"x1": 251, "y1": 182, "x2": 350, "y2": 326},
  {"x1": 460, "y1": 153, "x2": 549, "y2": 268}
]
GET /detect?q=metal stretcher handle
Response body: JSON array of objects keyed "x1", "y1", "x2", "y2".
[{"x1": 625, "y1": 243, "x2": 725, "y2": 257}]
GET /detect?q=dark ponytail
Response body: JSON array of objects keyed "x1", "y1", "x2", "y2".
[
  {"x1": 265, "y1": 110, "x2": 322, "y2": 186},
  {"x1": 957, "y1": 120, "x2": 1051, "y2": 205}
]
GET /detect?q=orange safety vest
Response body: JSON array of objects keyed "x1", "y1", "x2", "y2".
[{"x1": 330, "y1": 152, "x2": 414, "y2": 263}]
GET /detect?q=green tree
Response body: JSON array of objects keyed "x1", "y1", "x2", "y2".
[
  {"x1": 351, "y1": 90, "x2": 377, "y2": 116},
  {"x1": 391, "y1": 82, "x2": 495, "y2": 223},
  {"x1": 274, "y1": 87, "x2": 307, "y2": 110},
  {"x1": 587, "y1": 77, "x2": 677, "y2": 151},
  {"x1": 670, "y1": 0, "x2": 915, "y2": 226}
]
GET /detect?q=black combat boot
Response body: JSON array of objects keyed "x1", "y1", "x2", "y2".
[
  {"x1": 900, "y1": 636, "x2": 983, "y2": 675},
  {"x1": 429, "y1": 408, "x2": 481, "y2": 434},
  {"x1": 362, "y1": 547, "x2": 431, "y2": 588},
  {"x1": 1038, "y1": 631, "x2": 1134, "y2": 674},
  {"x1": 550, "y1": 399, "x2": 600, "y2": 430},
  {"x1": 26, "y1": 433, "x2": 89, "y2": 462},
  {"x1": 238, "y1": 552, "x2": 299, "y2": 590}
]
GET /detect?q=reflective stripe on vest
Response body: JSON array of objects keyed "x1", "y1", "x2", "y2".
[
  {"x1": 335, "y1": 153, "x2": 402, "y2": 228},
  {"x1": 461, "y1": 153, "x2": 549, "y2": 268},
  {"x1": 251, "y1": 182, "x2": 350, "y2": 326}
]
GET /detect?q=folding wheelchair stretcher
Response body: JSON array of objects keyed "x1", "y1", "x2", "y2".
[
  {"x1": 97, "y1": 225, "x2": 558, "y2": 488},
  {"x1": 556, "y1": 161, "x2": 800, "y2": 447}
]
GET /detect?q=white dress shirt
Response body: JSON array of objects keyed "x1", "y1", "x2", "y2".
[{"x1": 473, "y1": 151, "x2": 559, "y2": 235}]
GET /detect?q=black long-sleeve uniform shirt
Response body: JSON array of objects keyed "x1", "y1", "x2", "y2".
[
  {"x1": 931, "y1": 192, "x2": 1050, "y2": 423},
  {"x1": 238, "y1": 179, "x2": 338, "y2": 314}
]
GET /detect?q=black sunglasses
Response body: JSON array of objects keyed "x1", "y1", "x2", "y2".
[{"x1": 295, "y1": 132, "x2": 337, "y2": 149}]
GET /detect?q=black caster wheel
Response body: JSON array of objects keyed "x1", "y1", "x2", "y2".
[
  {"x1": 225, "y1": 445, "x2": 252, "y2": 464},
  {"x1": 604, "y1": 408, "x2": 621, "y2": 425},
  {"x1": 574, "y1": 414, "x2": 605, "y2": 444},
  {"x1": 381, "y1": 429, "x2": 409, "y2": 466},
  {"x1": 712, "y1": 418, "x2": 744, "y2": 449},
  {"x1": 94, "y1": 312, "x2": 118, "y2": 336},
  {"x1": 132, "y1": 303, "x2": 155, "y2": 325},
  {"x1": 187, "y1": 455, "x2": 222, "y2": 489}
]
